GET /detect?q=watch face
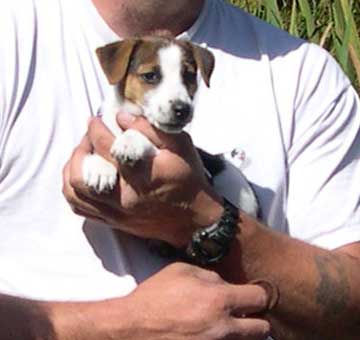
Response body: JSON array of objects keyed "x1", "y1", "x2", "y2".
[
  {"x1": 200, "y1": 236, "x2": 224, "y2": 258},
  {"x1": 186, "y1": 199, "x2": 238, "y2": 265},
  {"x1": 192, "y1": 229, "x2": 227, "y2": 264}
]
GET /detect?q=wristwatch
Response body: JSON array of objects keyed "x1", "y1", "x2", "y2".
[{"x1": 185, "y1": 198, "x2": 239, "y2": 266}]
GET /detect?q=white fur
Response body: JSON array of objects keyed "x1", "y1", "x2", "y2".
[
  {"x1": 100, "y1": 87, "x2": 141, "y2": 136},
  {"x1": 111, "y1": 129, "x2": 158, "y2": 165},
  {"x1": 83, "y1": 43, "x2": 193, "y2": 193},
  {"x1": 83, "y1": 87, "x2": 145, "y2": 193},
  {"x1": 82, "y1": 153, "x2": 117, "y2": 193},
  {"x1": 142, "y1": 45, "x2": 193, "y2": 131},
  {"x1": 211, "y1": 160, "x2": 260, "y2": 218},
  {"x1": 84, "y1": 42, "x2": 259, "y2": 220}
]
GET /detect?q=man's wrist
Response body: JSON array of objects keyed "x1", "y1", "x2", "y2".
[
  {"x1": 185, "y1": 198, "x2": 240, "y2": 266},
  {"x1": 164, "y1": 188, "x2": 224, "y2": 249},
  {"x1": 48, "y1": 300, "x2": 99, "y2": 340},
  {"x1": 49, "y1": 298, "x2": 137, "y2": 340},
  {"x1": 191, "y1": 187, "x2": 225, "y2": 230}
]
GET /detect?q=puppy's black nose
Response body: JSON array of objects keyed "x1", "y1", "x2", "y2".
[{"x1": 171, "y1": 100, "x2": 193, "y2": 123}]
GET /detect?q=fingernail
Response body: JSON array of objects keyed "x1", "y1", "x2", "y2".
[
  {"x1": 96, "y1": 107, "x2": 103, "y2": 117},
  {"x1": 263, "y1": 322, "x2": 271, "y2": 337},
  {"x1": 117, "y1": 111, "x2": 136, "y2": 124},
  {"x1": 87, "y1": 117, "x2": 94, "y2": 126},
  {"x1": 250, "y1": 279, "x2": 280, "y2": 311}
]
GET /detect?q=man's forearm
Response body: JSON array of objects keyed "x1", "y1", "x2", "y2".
[
  {"x1": 0, "y1": 293, "x2": 131, "y2": 340},
  {"x1": 214, "y1": 213, "x2": 360, "y2": 340},
  {"x1": 0, "y1": 264, "x2": 275, "y2": 340},
  {"x1": 0, "y1": 294, "x2": 56, "y2": 340}
]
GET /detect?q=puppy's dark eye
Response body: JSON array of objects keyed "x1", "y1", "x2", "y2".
[
  {"x1": 140, "y1": 71, "x2": 161, "y2": 84},
  {"x1": 183, "y1": 70, "x2": 197, "y2": 84}
]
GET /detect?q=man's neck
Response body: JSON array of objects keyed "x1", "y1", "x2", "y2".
[{"x1": 92, "y1": 0, "x2": 205, "y2": 37}]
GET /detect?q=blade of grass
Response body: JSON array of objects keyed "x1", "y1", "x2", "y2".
[
  {"x1": 289, "y1": 0, "x2": 298, "y2": 36},
  {"x1": 340, "y1": 0, "x2": 360, "y2": 59},
  {"x1": 319, "y1": 22, "x2": 333, "y2": 47},
  {"x1": 337, "y1": 16, "x2": 352, "y2": 74},
  {"x1": 332, "y1": 0, "x2": 346, "y2": 39},
  {"x1": 297, "y1": 0, "x2": 318, "y2": 41},
  {"x1": 226, "y1": 0, "x2": 359, "y2": 91},
  {"x1": 263, "y1": 0, "x2": 284, "y2": 29},
  {"x1": 349, "y1": 43, "x2": 360, "y2": 90}
]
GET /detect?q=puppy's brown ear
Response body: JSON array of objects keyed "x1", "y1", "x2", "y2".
[
  {"x1": 192, "y1": 45, "x2": 215, "y2": 87},
  {"x1": 96, "y1": 39, "x2": 138, "y2": 85}
]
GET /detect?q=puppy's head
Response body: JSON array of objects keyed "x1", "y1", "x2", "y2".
[{"x1": 96, "y1": 34, "x2": 215, "y2": 133}]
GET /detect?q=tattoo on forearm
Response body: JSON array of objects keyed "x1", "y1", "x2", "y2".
[{"x1": 314, "y1": 254, "x2": 350, "y2": 319}]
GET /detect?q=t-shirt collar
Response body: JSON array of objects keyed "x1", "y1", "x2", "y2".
[
  {"x1": 79, "y1": 0, "x2": 120, "y2": 44},
  {"x1": 81, "y1": 0, "x2": 211, "y2": 43},
  {"x1": 177, "y1": 0, "x2": 211, "y2": 40}
]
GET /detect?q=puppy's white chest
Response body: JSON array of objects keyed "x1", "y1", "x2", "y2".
[{"x1": 82, "y1": 88, "x2": 158, "y2": 193}]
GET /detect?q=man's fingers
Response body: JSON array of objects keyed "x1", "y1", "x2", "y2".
[
  {"x1": 87, "y1": 117, "x2": 116, "y2": 163},
  {"x1": 116, "y1": 111, "x2": 189, "y2": 149},
  {"x1": 63, "y1": 160, "x2": 119, "y2": 219},
  {"x1": 225, "y1": 284, "x2": 270, "y2": 316},
  {"x1": 117, "y1": 111, "x2": 168, "y2": 148},
  {"x1": 63, "y1": 138, "x2": 89, "y2": 195},
  {"x1": 68, "y1": 136, "x2": 93, "y2": 193},
  {"x1": 63, "y1": 160, "x2": 99, "y2": 215},
  {"x1": 74, "y1": 134, "x2": 93, "y2": 154},
  {"x1": 230, "y1": 317, "x2": 271, "y2": 340},
  {"x1": 63, "y1": 137, "x2": 118, "y2": 205}
]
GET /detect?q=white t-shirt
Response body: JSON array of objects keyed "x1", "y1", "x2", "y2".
[{"x1": 1, "y1": 0, "x2": 360, "y2": 301}]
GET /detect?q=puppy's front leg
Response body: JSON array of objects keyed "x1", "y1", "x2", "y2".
[
  {"x1": 82, "y1": 90, "x2": 122, "y2": 193},
  {"x1": 111, "y1": 129, "x2": 158, "y2": 166},
  {"x1": 82, "y1": 129, "x2": 156, "y2": 193},
  {"x1": 82, "y1": 153, "x2": 118, "y2": 193}
]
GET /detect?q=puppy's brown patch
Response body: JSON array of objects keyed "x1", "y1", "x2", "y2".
[
  {"x1": 123, "y1": 39, "x2": 167, "y2": 106},
  {"x1": 96, "y1": 34, "x2": 215, "y2": 107}
]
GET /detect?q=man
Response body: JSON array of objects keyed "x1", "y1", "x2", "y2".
[{"x1": 1, "y1": 0, "x2": 360, "y2": 339}]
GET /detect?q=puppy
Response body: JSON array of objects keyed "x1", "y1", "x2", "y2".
[
  {"x1": 83, "y1": 33, "x2": 260, "y2": 222},
  {"x1": 82, "y1": 33, "x2": 215, "y2": 193}
]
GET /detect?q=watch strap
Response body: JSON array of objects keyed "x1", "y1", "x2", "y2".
[{"x1": 185, "y1": 198, "x2": 239, "y2": 265}]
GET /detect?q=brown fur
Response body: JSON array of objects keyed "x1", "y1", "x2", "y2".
[{"x1": 96, "y1": 35, "x2": 215, "y2": 105}]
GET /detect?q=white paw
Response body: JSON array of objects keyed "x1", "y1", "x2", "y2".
[
  {"x1": 111, "y1": 129, "x2": 157, "y2": 166},
  {"x1": 82, "y1": 154, "x2": 118, "y2": 193}
]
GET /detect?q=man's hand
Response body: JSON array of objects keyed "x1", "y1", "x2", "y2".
[
  {"x1": 116, "y1": 263, "x2": 271, "y2": 340},
  {"x1": 0, "y1": 263, "x2": 271, "y2": 340},
  {"x1": 63, "y1": 113, "x2": 224, "y2": 247}
]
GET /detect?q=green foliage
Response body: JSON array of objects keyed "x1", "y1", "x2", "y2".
[{"x1": 227, "y1": 0, "x2": 360, "y2": 91}]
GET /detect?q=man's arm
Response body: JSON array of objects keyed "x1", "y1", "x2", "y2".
[
  {"x1": 0, "y1": 292, "x2": 129, "y2": 340},
  {"x1": 213, "y1": 212, "x2": 360, "y2": 340},
  {"x1": 0, "y1": 293, "x2": 56, "y2": 340},
  {"x1": 0, "y1": 263, "x2": 270, "y2": 340},
  {"x1": 0, "y1": 291, "x2": 123, "y2": 340},
  {"x1": 63, "y1": 115, "x2": 360, "y2": 340}
]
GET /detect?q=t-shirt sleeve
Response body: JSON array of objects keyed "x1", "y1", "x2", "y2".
[{"x1": 286, "y1": 43, "x2": 360, "y2": 250}]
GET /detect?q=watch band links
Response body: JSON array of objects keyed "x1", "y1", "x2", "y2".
[{"x1": 185, "y1": 198, "x2": 239, "y2": 265}]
